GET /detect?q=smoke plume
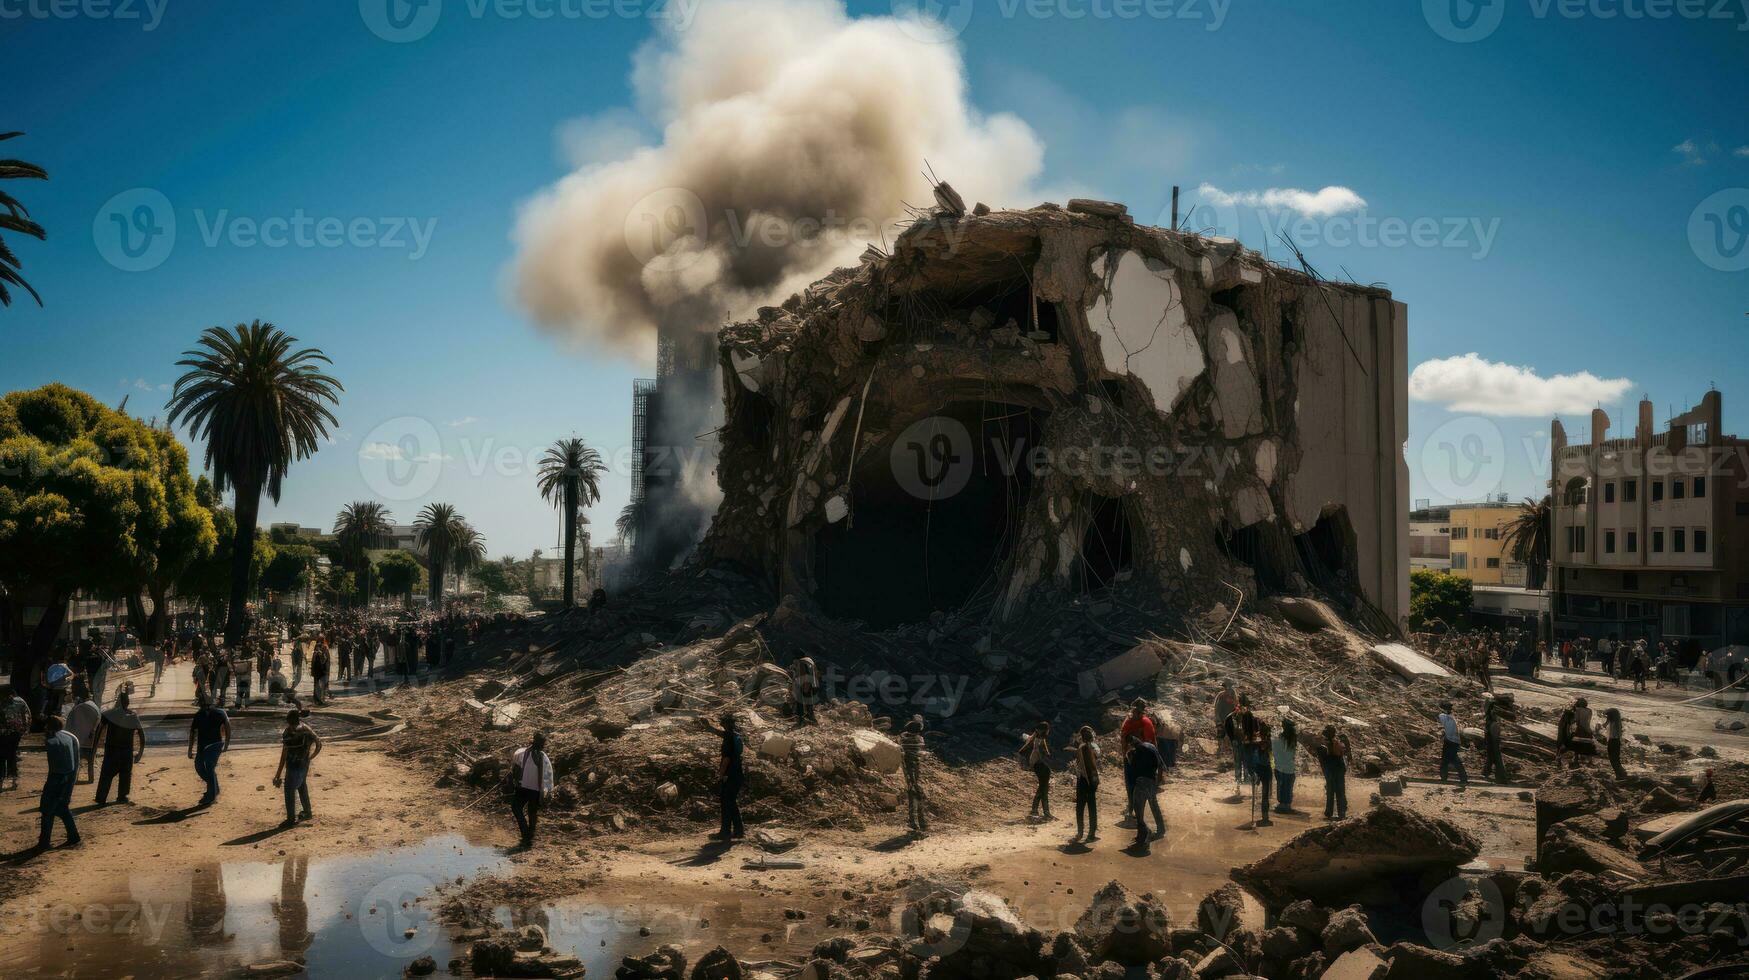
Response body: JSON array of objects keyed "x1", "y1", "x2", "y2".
[{"x1": 510, "y1": 0, "x2": 1045, "y2": 356}]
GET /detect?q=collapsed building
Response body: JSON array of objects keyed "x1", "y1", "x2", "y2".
[{"x1": 701, "y1": 200, "x2": 1409, "y2": 630}]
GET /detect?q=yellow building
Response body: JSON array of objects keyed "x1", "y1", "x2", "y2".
[{"x1": 1447, "y1": 502, "x2": 1526, "y2": 586}]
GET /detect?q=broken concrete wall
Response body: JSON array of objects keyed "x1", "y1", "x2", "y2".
[{"x1": 702, "y1": 201, "x2": 1408, "y2": 630}]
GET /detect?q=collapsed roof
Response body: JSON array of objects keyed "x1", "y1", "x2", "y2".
[{"x1": 703, "y1": 199, "x2": 1408, "y2": 630}]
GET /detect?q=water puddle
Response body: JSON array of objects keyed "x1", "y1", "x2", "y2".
[{"x1": 0, "y1": 835, "x2": 508, "y2": 979}]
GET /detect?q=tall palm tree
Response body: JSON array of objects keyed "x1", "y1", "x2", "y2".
[
  {"x1": 451, "y1": 522, "x2": 487, "y2": 592},
  {"x1": 413, "y1": 502, "x2": 469, "y2": 608},
  {"x1": 0, "y1": 132, "x2": 48, "y2": 308},
  {"x1": 617, "y1": 501, "x2": 641, "y2": 549},
  {"x1": 536, "y1": 437, "x2": 606, "y2": 608},
  {"x1": 1501, "y1": 495, "x2": 1552, "y2": 590},
  {"x1": 333, "y1": 500, "x2": 393, "y2": 607},
  {"x1": 168, "y1": 322, "x2": 341, "y2": 643}
]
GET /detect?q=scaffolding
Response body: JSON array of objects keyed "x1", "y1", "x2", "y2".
[{"x1": 631, "y1": 378, "x2": 656, "y2": 509}]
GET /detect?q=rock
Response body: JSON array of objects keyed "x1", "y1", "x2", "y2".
[
  {"x1": 1320, "y1": 947, "x2": 1387, "y2": 980},
  {"x1": 759, "y1": 732, "x2": 796, "y2": 759},
  {"x1": 586, "y1": 713, "x2": 631, "y2": 739},
  {"x1": 244, "y1": 963, "x2": 304, "y2": 978},
  {"x1": 518, "y1": 924, "x2": 548, "y2": 951},
  {"x1": 405, "y1": 955, "x2": 438, "y2": 977},
  {"x1": 1536, "y1": 825, "x2": 1642, "y2": 879},
  {"x1": 1235, "y1": 803, "x2": 1480, "y2": 907},
  {"x1": 1380, "y1": 943, "x2": 1488, "y2": 980},
  {"x1": 1279, "y1": 901, "x2": 1328, "y2": 934},
  {"x1": 1072, "y1": 880, "x2": 1171, "y2": 965},
  {"x1": 620, "y1": 944, "x2": 687, "y2": 980},
  {"x1": 1320, "y1": 907, "x2": 1376, "y2": 954},
  {"x1": 474, "y1": 678, "x2": 510, "y2": 701},
  {"x1": 1378, "y1": 777, "x2": 1403, "y2": 797},
  {"x1": 1196, "y1": 883, "x2": 1253, "y2": 942},
  {"x1": 1067, "y1": 198, "x2": 1129, "y2": 218},
  {"x1": 690, "y1": 946, "x2": 742, "y2": 980},
  {"x1": 471, "y1": 939, "x2": 518, "y2": 977},
  {"x1": 1261, "y1": 925, "x2": 1312, "y2": 961},
  {"x1": 656, "y1": 782, "x2": 680, "y2": 806},
  {"x1": 849, "y1": 729, "x2": 902, "y2": 773},
  {"x1": 1274, "y1": 597, "x2": 1341, "y2": 632}
]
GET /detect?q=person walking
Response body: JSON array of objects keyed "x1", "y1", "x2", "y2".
[
  {"x1": 291, "y1": 635, "x2": 306, "y2": 687},
  {"x1": 708, "y1": 713, "x2": 746, "y2": 841},
  {"x1": 1226, "y1": 695, "x2": 1256, "y2": 793},
  {"x1": 790, "y1": 656, "x2": 820, "y2": 727},
  {"x1": 188, "y1": 692, "x2": 231, "y2": 808},
  {"x1": 64, "y1": 694, "x2": 100, "y2": 784},
  {"x1": 1124, "y1": 735, "x2": 1163, "y2": 852},
  {"x1": 43, "y1": 649, "x2": 73, "y2": 718},
  {"x1": 1020, "y1": 722, "x2": 1054, "y2": 821},
  {"x1": 0, "y1": 684, "x2": 28, "y2": 792},
  {"x1": 1603, "y1": 707, "x2": 1627, "y2": 778},
  {"x1": 234, "y1": 650, "x2": 252, "y2": 707},
  {"x1": 256, "y1": 644, "x2": 271, "y2": 694},
  {"x1": 310, "y1": 639, "x2": 331, "y2": 705},
  {"x1": 94, "y1": 690, "x2": 146, "y2": 805},
  {"x1": 1437, "y1": 701, "x2": 1469, "y2": 788},
  {"x1": 1071, "y1": 725, "x2": 1101, "y2": 844},
  {"x1": 37, "y1": 715, "x2": 81, "y2": 849},
  {"x1": 1271, "y1": 718, "x2": 1299, "y2": 814},
  {"x1": 272, "y1": 708, "x2": 322, "y2": 827},
  {"x1": 1317, "y1": 724, "x2": 1349, "y2": 820},
  {"x1": 900, "y1": 717, "x2": 928, "y2": 836},
  {"x1": 1251, "y1": 719, "x2": 1275, "y2": 826},
  {"x1": 1480, "y1": 699, "x2": 1510, "y2": 784},
  {"x1": 1213, "y1": 681, "x2": 1238, "y2": 789}
]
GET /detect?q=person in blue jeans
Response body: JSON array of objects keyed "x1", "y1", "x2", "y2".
[
  {"x1": 713, "y1": 712, "x2": 746, "y2": 841},
  {"x1": 38, "y1": 715, "x2": 81, "y2": 849},
  {"x1": 1271, "y1": 718, "x2": 1300, "y2": 814},
  {"x1": 272, "y1": 708, "x2": 322, "y2": 827},
  {"x1": 188, "y1": 693, "x2": 231, "y2": 808},
  {"x1": 1437, "y1": 701, "x2": 1469, "y2": 788}
]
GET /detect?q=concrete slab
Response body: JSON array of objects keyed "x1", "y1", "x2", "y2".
[
  {"x1": 1368, "y1": 642, "x2": 1453, "y2": 680},
  {"x1": 1321, "y1": 947, "x2": 1388, "y2": 980},
  {"x1": 1077, "y1": 643, "x2": 1166, "y2": 698}
]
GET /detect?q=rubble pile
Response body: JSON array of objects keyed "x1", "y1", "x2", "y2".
[{"x1": 1234, "y1": 802, "x2": 1482, "y2": 907}]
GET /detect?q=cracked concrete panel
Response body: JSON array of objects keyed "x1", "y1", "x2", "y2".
[
  {"x1": 1254, "y1": 440, "x2": 1279, "y2": 486},
  {"x1": 1084, "y1": 250, "x2": 1204, "y2": 413},
  {"x1": 1230, "y1": 483, "x2": 1273, "y2": 529},
  {"x1": 1207, "y1": 310, "x2": 1265, "y2": 438}
]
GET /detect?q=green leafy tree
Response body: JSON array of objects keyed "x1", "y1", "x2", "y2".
[
  {"x1": 474, "y1": 555, "x2": 520, "y2": 597},
  {"x1": 536, "y1": 437, "x2": 605, "y2": 608},
  {"x1": 1409, "y1": 569, "x2": 1473, "y2": 631},
  {"x1": 374, "y1": 550, "x2": 424, "y2": 609},
  {"x1": 167, "y1": 322, "x2": 342, "y2": 643},
  {"x1": 120, "y1": 426, "x2": 218, "y2": 643},
  {"x1": 0, "y1": 132, "x2": 48, "y2": 308},
  {"x1": 0, "y1": 385, "x2": 203, "y2": 693},
  {"x1": 333, "y1": 500, "x2": 393, "y2": 607},
  {"x1": 179, "y1": 476, "x2": 274, "y2": 628},
  {"x1": 413, "y1": 503, "x2": 470, "y2": 607},
  {"x1": 260, "y1": 542, "x2": 318, "y2": 597}
]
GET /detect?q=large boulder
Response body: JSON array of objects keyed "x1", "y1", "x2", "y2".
[
  {"x1": 1072, "y1": 881, "x2": 1172, "y2": 965},
  {"x1": 1320, "y1": 906, "x2": 1377, "y2": 954},
  {"x1": 850, "y1": 729, "x2": 903, "y2": 773},
  {"x1": 690, "y1": 946, "x2": 742, "y2": 980},
  {"x1": 1234, "y1": 803, "x2": 1479, "y2": 907}
]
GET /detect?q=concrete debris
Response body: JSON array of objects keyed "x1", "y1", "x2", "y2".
[
  {"x1": 1274, "y1": 598, "x2": 1343, "y2": 633},
  {"x1": 931, "y1": 181, "x2": 966, "y2": 217},
  {"x1": 1320, "y1": 947, "x2": 1388, "y2": 980},
  {"x1": 849, "y1": 729, "x2": 902, "y2": 773},
  {"x1": 1073, "y1": 881, "x2": 1172, "y2": 965},
  {"x1": 1234, "y1": 803, "x2": 1481, "y2": 907},
  {"x1": 1067, "y1": 198, "x2": 1130, "y2": 219},
  {"x1": 1077, "y1": 641, "x2": 1169, "y2": 698},
  {"x1": 1366, "y1": 642, "x2": 1452, "y2": 680}
]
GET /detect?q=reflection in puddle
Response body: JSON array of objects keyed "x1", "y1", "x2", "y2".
[{"x1": 0, "y1": 835, "x2": 507, "y2": 979}]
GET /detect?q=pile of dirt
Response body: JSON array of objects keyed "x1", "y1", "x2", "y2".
[{"x1": 1233, "y1": 802, "x2": 1482, "y2": 907}]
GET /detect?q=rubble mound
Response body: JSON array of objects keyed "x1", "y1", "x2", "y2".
[{"x1": 1234, "y1": 802, "x2": 1480, "y2": 907}]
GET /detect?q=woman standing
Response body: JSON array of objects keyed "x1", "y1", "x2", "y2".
[
  {"x1": 1071, "y1": 726, "x2": 1100, "y2": 843},
  {"x1": 1020, "y1": 722, "x2": 1054, "y2": 821}
]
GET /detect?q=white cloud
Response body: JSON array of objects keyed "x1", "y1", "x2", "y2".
[
  {"x1": 1672, "y1": 138, "x2": 1717, "y2": 166},
  {"x1": 1735, "y1": 146, "x2": 1749, "y2": 158},
  {"x1": 359, "y1": 442, "x2": 450, "y2": 463},
  {"x1": 1409, "y1": 354, "x2": 1632, "y2": 417},
  {"x1": 1196, "y1": 183, "x2": 1367, "y2": 218},
  {"x1": 131, "y1": 378, "x2": 168, "y2": 392},
  {"x1": 445, "y1": 417, "x2": 478, "y2": 428}
]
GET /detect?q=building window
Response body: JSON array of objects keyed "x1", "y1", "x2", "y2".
[
  {"x1": 1450, "y1": 526, "x2": 1468, "y2": 540},
  {"x1": 1487, "y1": 557, "x2": 1501, "y2": 569},
  {"x1": 1673, "y1": 480, "x2": 1685, "y2": 500},
  {"x1": 1603, "y1": 482, "x2": 1616, "y2": 503},
  {"x1": 1627, "y1": 530, "x2": 1638, "y2": 553},
  {"x1": 1695, "y1": 528, "x2": 1707, "y2": 553},
  {"x1": 1694, "y1": 477, "x2": 1706, "y2": 498},
  {"x1": 1673, "y1": 528, "x2": 1686, "y2": 552},
  {"x1": 1452, "y1": 553, "x2": 1468, "y2": 570},
  {"x1": 1623, "y1": 479, "x2": 1637, "y2": 502},
  {"x1": 1568, "y1": 525, "x2": 1586, "y2": 552},
  {"x1": 1604, "y1": 530, "x2": 1616, "y2": 554},
  {"x1": 1652, "y1": 528, "x2": 1664, "y2": 553},
  {"x1": 1653, "y1": 481, "x2": 1664, "y2": 502},
  {"x1": 1485, "y1": 527, "x2": 1499, "y2": 540}
]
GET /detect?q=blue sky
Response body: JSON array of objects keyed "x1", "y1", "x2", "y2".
[{"x1": 2, "y1": 0, "x2": 1745, "y2": 555}]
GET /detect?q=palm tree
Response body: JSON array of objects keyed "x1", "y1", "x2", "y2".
[
  {"x1": 451, "y1": 522, "x2": 487, "y2": 592},
  {"x1": 536, "y1": 437, "x2": 606, "y2": 607},
  {"x1": 617, "y1": 501, "x2": 641, "y2": 549},
  {"x1": 413, "y1": 502, "x2": 469, "y2": 608},
  {"x1": 0, "y1": 132, "x2": 48, "y2": 307},
  {"x1": 1501, "y1": 495, "x2": 1552, "y2": 590},
  {"x1": 333, "y1": 500, "x2": 393, "y2": 607},
  {"x1": 168, "y1": 322, "x2": 342, "y2": 643}
]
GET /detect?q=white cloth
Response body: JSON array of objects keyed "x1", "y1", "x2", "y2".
[
  {"x1": 65, "y1": 700, "x2": 101, "y2": 746},
  {"x1": 1071, "y1": 742, "x2": 1101, "y2": 780},
  {"x1": 511, "y1": 747, "x2": 553, "y2": 793}
]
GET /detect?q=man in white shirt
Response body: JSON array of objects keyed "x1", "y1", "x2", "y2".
[
  {"x1": 64, "y1": 697, "x2": 101, "y2": 783},
  {"x1": 1436, "y1": 701, "x2": 1468, "y2": 788},
  {"x1": 509, "y1": 733, "x2": 553, "y2": 849}
]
